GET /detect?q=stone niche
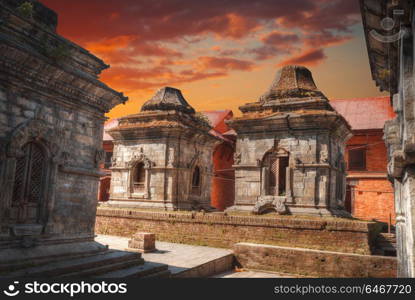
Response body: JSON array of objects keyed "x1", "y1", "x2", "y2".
[
  {"x1": 0, "y1": 0, "x2": 127, "y2": 258},
  {"x1": 227, "y1": 65, "x2": 352, "y2": 216},
  {"x1": 107, "y1": 87, "x2": 220, "y2": 211}
]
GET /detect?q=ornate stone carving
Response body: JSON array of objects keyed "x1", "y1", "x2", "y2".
[
  {"x1": 233, "y1": 152, "x2": 241, "y2": 165},
  {"x1": 94, "y1": 148, "x2": 105, "y2": 168},
  {"x1": 129, "y1": 148, "x2": 154, "y2": 169},
  {"x1": 111, "y1": 156, "x2": 118, "y2": 167},
  {"x1": 320, "y1": 146, "x2": 329, "y2": 163},
  {"x1": 6, "y1": 115, "x2": 70, "y2": 168},
  {"x1": 7, "y1": 119, "x2": 49, "y2": 157},
  {"x1": 167, "y1": 147, "x2": 176, "y2": 168},
  {"x1": 253, "y1": 197, "x2": 287, "y2": 215},
  {"x1": 188, "y1": 148, "x2": 201, "y2": 168}
]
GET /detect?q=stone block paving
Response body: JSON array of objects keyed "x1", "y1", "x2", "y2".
[
  {"x1": 96, "y1": 235, "x2": 297, "y2": 278},
  {"x1": 96, "y1": 235, "x2": 233, "y2": 275}
]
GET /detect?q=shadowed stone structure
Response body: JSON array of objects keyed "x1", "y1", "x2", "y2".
[
  {"x1": 0, "y1": 0, "x2": 171, "y2": 278},
  {"x1": 0, "y1": 0, "x2": 129, "y2": 257},
  {"x1": 107, "y1": 87, "x2": 219, "y2": 211},
  {"x1": 227, "y1": 65, "x2": 352, "y2": 216},
  {"x1": 360, "y1": 0, "x2": 415, "y2": 277}
]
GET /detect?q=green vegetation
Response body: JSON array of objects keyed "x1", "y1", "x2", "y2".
[{"x1": 17, "y1": 2, "x2": 34, "y2": 19}]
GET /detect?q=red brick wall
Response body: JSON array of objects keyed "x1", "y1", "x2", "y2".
[
  {"x1": 96, "y1": 208, "x2": 383, "y2": 255},
  {"x1": 352, "y1": 179, "x2": 395, "y2": 224},
  {"x1": 345, "y1": 131, "x2": 395, "y2": 225},
  {"x1": 211, "y1": 142, "x2": 235, "y2": 211},
  {"x1": 234, "y1": 243, "x2": 397, "y2": 278}
]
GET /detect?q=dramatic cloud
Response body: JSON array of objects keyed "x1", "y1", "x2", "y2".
[
  {"x1": 41, "y1": 0, "x2": 360, "y2": 100},
  {"x1": 197, "y1": 57, "x2": 256, "y2": 71},
  {"x1": 262, "y1": 31, "x2": 300, "y2": 46},
  {"x1": 277, "y1": 49, "x2": 327, "y2": 67}
]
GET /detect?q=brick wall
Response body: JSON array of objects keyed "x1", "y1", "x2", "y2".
[
  {"x1": 211, "y1": 142, "x2": 235, "y2": 211},
  {"x1": 346, "y1": 132, "x2": 395, "y2": 225},
  {"x1": 353, "y1": 179, "x2": 395, "y2": 224},
  {"x1": 234, "y1": 243, "x2": 397, "y2": 278},
  {"x1": 95, "y1": 208, "x2": 382, "y2": 255}
]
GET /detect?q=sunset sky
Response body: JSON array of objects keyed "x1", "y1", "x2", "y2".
[{"x1": 42, "y1": 0, "x2": 385, "y2": 119}]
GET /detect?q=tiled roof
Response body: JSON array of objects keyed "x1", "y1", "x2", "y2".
[
  {"x1": 201, "y1": 110, "x2": 233, "y2": 134},
  {"x1": 330, "y1": 96, "x2": 395, "y2": 130},
  {"x1": 103, "y1": 118, "x2": 119, "y2": 141}
]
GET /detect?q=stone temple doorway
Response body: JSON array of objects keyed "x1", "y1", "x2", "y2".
[
  {"x1": 11, "y1": 141, "x2": 47, "y2": 225},
  {"x1": 262, "y1": 150, "x2": 289, "y2": 197}
]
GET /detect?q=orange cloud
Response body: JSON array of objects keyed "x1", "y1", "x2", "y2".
[
  {"x1": 277, "y1": 48, "x2": 326, "y2": 67},
  {"x1": 197, "y1": 56, "x2": 256, "y2": 71}
]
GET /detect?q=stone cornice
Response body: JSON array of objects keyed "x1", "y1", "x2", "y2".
[
  {"x1": 0, "y1": 43, "x2": 127, "y2": 112},
  {"x1": 229, "y1": 112, "x2": 352, "y2": 141},
  {"x1": 0, "y1": 3, "x2": 128, "y2": 112},
  {"x1": 0, "y1": 3, "x2": 107, "y2": 75}
]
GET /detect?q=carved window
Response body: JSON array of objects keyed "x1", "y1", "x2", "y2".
[
  {"x1": 12, "y1": 142, "x2": 46, "y2": 224},
  {"x1": 263, "y1": 153, "x2": 289, "y2": 196},
  {"x1": 348, "y1": 148, "x2": 366, "y2": 170},
  {"x1": 191, "y1": 166, "x2": 201, "y2": 195},
  {"x1": 132, "y1": 162, "x2": 146, "y2": 193}
]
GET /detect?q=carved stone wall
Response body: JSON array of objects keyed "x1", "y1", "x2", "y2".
[
  {"x1": 360, "y1": 0, "x2": 415, "y2": 277},
  {"x1": 0, "y1": 0, "x2": 126, "y2": 252},
  {"x1": 231, "y1": 132, "x2": 347, "y2": 216},
  {"x1": 227, "y1": 66, "x2": 351, "y2": 216},
  {"x1": 107, "y1": 87, "x2": 218, "y2": 211}
]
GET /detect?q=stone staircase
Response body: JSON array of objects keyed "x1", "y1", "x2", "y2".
[
  {"x1": 0, "y1": 249, "x2": 170, "y2": 278},
  {"x1": 374, "y1": 233, "x2": 397, "y2": 257}
]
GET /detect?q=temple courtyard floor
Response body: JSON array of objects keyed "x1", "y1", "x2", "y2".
[{"x1": 96, "y1": 234, "x2": 294, "y2": 278}]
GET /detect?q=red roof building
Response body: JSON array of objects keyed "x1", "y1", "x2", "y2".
[{"x1": 331, "y1": 96, "x2": 396, "y2": 226}]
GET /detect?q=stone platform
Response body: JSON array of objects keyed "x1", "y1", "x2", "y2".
[
  {"x1": 96, "y1": 235, "x2": 234, "y2": 278},
  {"x1": 0, "y1": 241, "x2": 169, "y2": 278}
]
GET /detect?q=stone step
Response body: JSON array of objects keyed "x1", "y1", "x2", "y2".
[
  {"x1": 0, "y1": 248, "x2": 107, "y2": 274},
  {"x1": 94, "y1": 261, "x2": 170, "y2": 278},
  {"x1": 0, "y1": 241, "x2": 108, "y2": 270},
  {"x1": 58, "y1": 258, "x2": 145, "y2": 278},
  {"x1": 374, "y1": 233, "x2": 397, "y2": 257},
  {"x1": 173, "y1": 253, "x2": 234, "y2": 278},
  {"x1": 1, "y1": 250, "x2": 142, "y2": 277}
]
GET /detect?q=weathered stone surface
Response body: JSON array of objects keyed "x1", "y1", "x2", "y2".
[
  {"x1": 234, "y1": 243, "x2": 397, "y2": 278},
  {"x1": 96, "y1": 207, "x2": 382, "y2": 255},
  {"x1": 141, "y1": 87, "x2": 195, "y2": 114},
  {"x1": 360, "y1": 0, "x2": 415, "y2": 278},
  {"x1": 107, "y1": 87, "x2": 219, "y2": 211},
  {"x1": 227, "y1": 65, "x2": 352, "y2": 216},
  {"x1": 128, "y1": 232, "x2": 156, "y2": 253},
  {"x1": 0, "y1": 0, "x2": 126, "y2": 260}
]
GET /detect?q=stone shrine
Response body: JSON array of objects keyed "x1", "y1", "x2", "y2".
[
  {"x1": 0, "y1": 0, "x2": 170, "y2": 278},
  {"x1": 0, "y1": 0, "x2": 128, "y2": 256},
  {"x1": 107, "y1": 87, "x2": 219, "y2": 211},
  {"x1": 227, "y1": 65, "x2": 352, "y2": 216}
]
